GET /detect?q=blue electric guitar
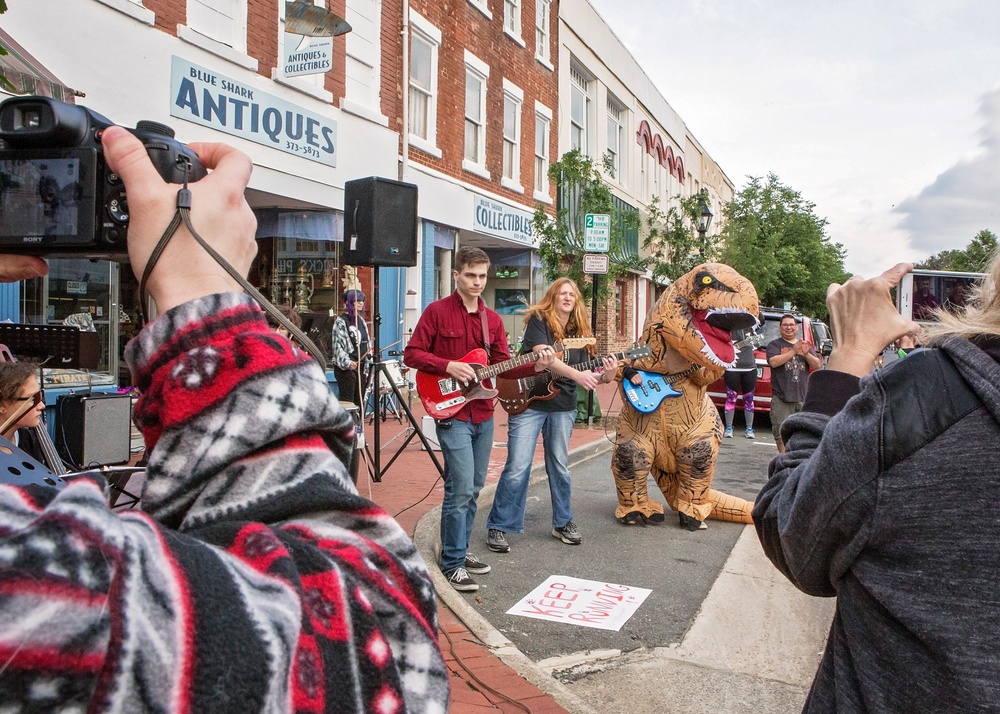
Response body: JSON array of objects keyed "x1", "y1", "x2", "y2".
[{"x1": 622, "y1": 364, "x2": 701, "y2": 413}]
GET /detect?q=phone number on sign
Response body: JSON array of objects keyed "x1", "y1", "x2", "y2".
[{"x1": 285, "y1": 141, "x2": 321, "y2": 159}]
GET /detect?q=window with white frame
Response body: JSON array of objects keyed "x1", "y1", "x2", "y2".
[
  {"x1": 187, "y1": 0, "x2": 246, "y2": 50},
  {"x1": 464, "y1": 52, "x2": 489, "y2": 170},
  {"x1": 570, "y1": 63, "x2": 591, "y2": 155},
  {"x1": 502, "y1": 80, "x2": 523, "y2": 189},
  {"x1": 504, "y1": 0, "x2": 521, "y2": 39},
  {"x1": 607, "y1": 97, "x2": 625, "y2": 184},
  {"x1": 343, "y1": 0, "x2": 383, "y2": 113},
  {"x1": 535, "y1": 0, "x2": 551, "y2": 64},
  {"x1": 409, "y1": 13, "x2": 441, "y2": 152},
  {"x1": 534, "y1": 102, "x2": 552, "y2": 197},
  {"x1": 640, "y1": 149, "x2": 648, "y2": 198},
  {"x1": 94, "y1": 0, "x2": 155, "y2": 24}
]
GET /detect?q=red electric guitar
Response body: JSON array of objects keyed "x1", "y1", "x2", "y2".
[{"x1": 416, "y1": 338, "x2": 594, "y2": 420}]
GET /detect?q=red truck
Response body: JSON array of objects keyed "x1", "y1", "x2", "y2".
[{"x1": 707, "y1": 307, "x2": 831, "y2": 414}]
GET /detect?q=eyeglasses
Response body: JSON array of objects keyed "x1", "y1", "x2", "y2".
[{"x1": 12, "y1": 390, "x2": 43, "y2": 406}]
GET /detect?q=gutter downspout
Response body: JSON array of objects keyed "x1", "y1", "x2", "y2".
[{"x1": 399, "y1": 0, "x2": 409, "y2": 182}]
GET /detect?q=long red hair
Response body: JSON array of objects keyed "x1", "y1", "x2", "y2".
[{"x1": 525, "y1": 278, "x2": 595, "y2": 355}]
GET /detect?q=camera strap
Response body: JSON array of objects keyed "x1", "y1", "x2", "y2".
[{"x1": 138, "y1": 184, "x2": 328, "y2": 369}]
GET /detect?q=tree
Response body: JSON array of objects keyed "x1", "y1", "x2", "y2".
[
  {"x1": 916, "y1": 230, "x2": 997, "y2": 273},
  {"x1": 642, "y1": 193, "x2": 708, "y2": 284},
  {"x1": 716, "y1": 174, "x2": 849, "y2": 319},
  {"x1": 532, "y1": 150, "x2": 643, "y2": 299}
]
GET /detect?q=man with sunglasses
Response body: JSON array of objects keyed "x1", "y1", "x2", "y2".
[{"x1": 0, "y1": 129, "x2": 449, "y2": 713}]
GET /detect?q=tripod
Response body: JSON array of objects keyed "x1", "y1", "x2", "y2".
[
  {"x1": 359, "y1": 267, "x2": 443, "y2": 482},
  {"x1": 365, "y1": 339, "x2": 406, "y2": 424}
]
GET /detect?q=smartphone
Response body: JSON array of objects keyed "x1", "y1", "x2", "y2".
[{"x1": 896, "y1": 269, "x2": 983, "y2": 321}]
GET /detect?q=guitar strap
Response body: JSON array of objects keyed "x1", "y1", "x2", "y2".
[{"x1": 479, "y1": 307, "x2": 491, "y2": 358}]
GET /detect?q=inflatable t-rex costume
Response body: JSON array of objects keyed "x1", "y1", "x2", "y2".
[{"x1": 612, "y1": 263, "x2": 759, "y2": 530}]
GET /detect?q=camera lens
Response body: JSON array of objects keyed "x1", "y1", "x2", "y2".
[{"x1": 15, "y1": 107, "x2": 43, "y2": 131}]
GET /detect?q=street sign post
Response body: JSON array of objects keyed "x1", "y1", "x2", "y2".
[
  {"x1": 584, "y1": 213, "x2": 611, "y2": 252},
  {"x1": 582, "y1": 215, "x2": 610, "y2": 428}
]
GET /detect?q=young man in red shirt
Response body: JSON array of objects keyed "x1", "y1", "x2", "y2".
[{"x1": 405, "y1": 247, "x2": 553, "y2": 591}]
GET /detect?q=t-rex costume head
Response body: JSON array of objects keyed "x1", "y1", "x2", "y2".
[
  {"x1": 644, "y1": 263, "x2": 760, "y2": 371},
  {"x1": 612, "y1": 262, "x2": 760, "y2": 531}
]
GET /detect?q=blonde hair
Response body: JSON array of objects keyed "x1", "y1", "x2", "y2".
[
  {"x1": 921, "y1": 249, "x2": 1000, "y2": 344},
  {"x1": 525, "y1": 278, "x2": 595, "y2": 355}
]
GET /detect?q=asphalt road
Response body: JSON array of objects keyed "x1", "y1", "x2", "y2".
[{"x1": 468, "y1": 416, "x2": 779, "y2": 663}]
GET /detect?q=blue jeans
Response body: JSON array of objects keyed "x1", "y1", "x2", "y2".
[
  {"x1": 438, "y1": 416, "x2": 494, "y2": 572},
  {"x1": 486, "y1": 408, "x2": 575, "y2": 534}
]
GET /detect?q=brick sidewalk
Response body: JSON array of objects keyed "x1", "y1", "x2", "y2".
[{"x1": 359, "y1": 382, "x2": 621, "y2": 712}]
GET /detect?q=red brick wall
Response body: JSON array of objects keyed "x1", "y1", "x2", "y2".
[
  {"x1": 594, "y1": 273, "x2": 637, "y2": 354},
  {"x1": 405, "y1": 0, "x2": 559, "y2": 213},
  {"x1": 146, "y1": 0, "x2": 348, "y2": 102}
]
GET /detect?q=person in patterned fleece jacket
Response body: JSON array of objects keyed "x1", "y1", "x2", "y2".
[{"x1": 0, "y1": 126, "x2": 449, "y2": 713}]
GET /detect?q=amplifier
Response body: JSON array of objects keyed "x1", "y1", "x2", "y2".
[{"x1": 58, "y1": 393, "x2": 132, "y2": 468}]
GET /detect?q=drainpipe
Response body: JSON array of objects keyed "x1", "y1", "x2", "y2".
[{"x1": 400, "y1": 0, "x2": 409, "y2": 182}]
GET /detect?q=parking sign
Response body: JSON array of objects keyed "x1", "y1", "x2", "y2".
[{"x1": 584, "y1": 214, "x2": 610, "y2": 252}]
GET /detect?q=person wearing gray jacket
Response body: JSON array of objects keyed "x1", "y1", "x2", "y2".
[{"x1": 754, "y1": 261, "x2": 1000, "y2": 713}]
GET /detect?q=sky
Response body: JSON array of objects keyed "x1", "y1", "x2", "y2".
[{"x1": 585, "y1": 0, "x2": 1000, "y2": 276}]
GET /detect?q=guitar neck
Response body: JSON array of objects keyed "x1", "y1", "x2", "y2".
[
  {"x1": 476, "y1": 343, "x2": 561, "y2": 381},
  {"x1": 519, "y1": 348, "x2": 633, "y2": 389}
]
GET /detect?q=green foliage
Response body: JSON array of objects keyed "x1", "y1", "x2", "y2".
[
  {"x1": 716, "y1": 174, "x2": 849, "y2": 319},
  {"x1": 533, "y1": 149, "x2": 642, "y2": 300},
  {"x1": 642, "y1": 193, "x2": 708, "y2": 283},
  {"x1": 917, "y1": 230, "x2": 997, "y2": 273}
]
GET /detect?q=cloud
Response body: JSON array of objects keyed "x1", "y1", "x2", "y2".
[{"x1": 895, "y1": 88, "x2": 1000, "y2": 256}]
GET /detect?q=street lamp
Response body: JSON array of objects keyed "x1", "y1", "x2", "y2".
[{"x1": 696, "y1": 193, "x2": 713, "y2": 257}]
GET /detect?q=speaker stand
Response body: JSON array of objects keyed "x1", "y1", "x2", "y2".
[{"x1": 366, "y1": 267, "x2": 443, "y2": 482}]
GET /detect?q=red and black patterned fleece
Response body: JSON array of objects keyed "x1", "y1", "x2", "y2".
[{"x1": 0, "y1": 293, "x2": 449, "y2": 714}]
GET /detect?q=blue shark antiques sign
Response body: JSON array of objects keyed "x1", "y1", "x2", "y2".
[{"x1": 170, "y1": 56, "x2": 337, "y2": 166}]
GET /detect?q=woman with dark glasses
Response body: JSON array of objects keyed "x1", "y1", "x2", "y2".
[{"x1": 0, "y1": 361, "x2": 46, "y2": 463}]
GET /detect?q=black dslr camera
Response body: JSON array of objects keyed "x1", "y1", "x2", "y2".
[{"x1": 0, "y1": 96, "x2": 207, "y2": 257}]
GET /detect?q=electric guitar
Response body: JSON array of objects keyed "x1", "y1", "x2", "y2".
[
  {"x1": 416, "y1": 338, "x2": 595, "y2": 420},
  {"x1": 496, "y1": 344, "x2": 653, "y2": 415},
  {"x1": 622, "y1": 364, "x2": 701, "y2": 413},
  {"x1": 734, "y1": 331, "x2": 763, "y2": 352}
]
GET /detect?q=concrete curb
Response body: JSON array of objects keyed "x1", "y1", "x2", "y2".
[{"x1": 414, "y1": 435, "x2": 614, "y2": 714}]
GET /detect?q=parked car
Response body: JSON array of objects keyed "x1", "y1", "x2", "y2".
[{"x1": 707, "y1": 307, "x2": 831, "y2": 414}]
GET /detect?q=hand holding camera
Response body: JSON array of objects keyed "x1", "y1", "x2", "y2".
[
  {"x1": 825, "y1": 263, "x2": 920, "y2": 378},
  {"x1": 0, "y1": 96, "x2": 258, "y2": 313},
  {"x1": 101, "y1": 126, "x2": 258, "y2": 313}
]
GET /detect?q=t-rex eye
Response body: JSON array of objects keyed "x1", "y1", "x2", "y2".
[{"x1": 701, "y1": 276, "x2": 712, "y2": 285}]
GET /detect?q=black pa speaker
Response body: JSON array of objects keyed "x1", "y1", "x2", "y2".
[
  {"x1": 343, "y1": 177, "x2": 418, "y2": 267},
  {"x1": 58, "y1": 393, "x2": 132, "y2": 468}
]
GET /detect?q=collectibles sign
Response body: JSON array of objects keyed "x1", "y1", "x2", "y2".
[
  {"x1": 506, "y1": 575, "x2": 651, "y2": 631},
  {"x1": 283, "y1": 36, "x2": 333, "y2": 77},
  {"x1": 473, "y1": 196, "x2": 535, "y2": 246},
  {"x1": 170, "y1": 56, "x2": 337, "y2": 167}
]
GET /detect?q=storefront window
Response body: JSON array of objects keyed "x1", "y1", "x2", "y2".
[{"x1": 19, "y1": 257, "x2": 123, "y2": 387}]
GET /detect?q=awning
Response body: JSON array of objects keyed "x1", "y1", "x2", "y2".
[{"x1": 0, "y1": 28, "x2": 80, "y2": 101}]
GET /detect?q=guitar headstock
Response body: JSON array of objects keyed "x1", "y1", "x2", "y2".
[
  {"x1": 560, "y1": 337, "x2": 597, "y2": 349},
  {"x1": 626, "y1": 344, "x2": 653, "y2": 360}
]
